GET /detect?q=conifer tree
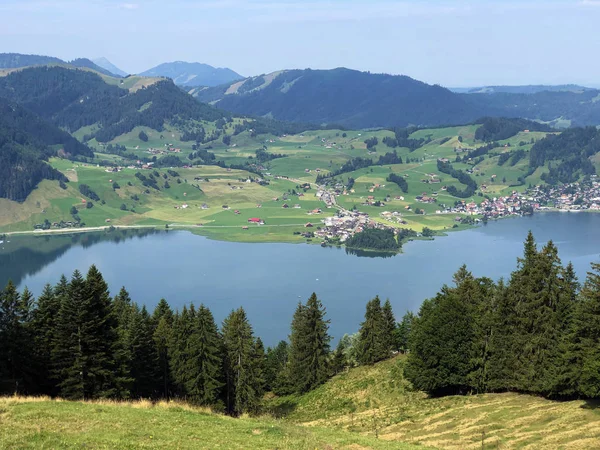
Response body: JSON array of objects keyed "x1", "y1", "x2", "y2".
[
  {"x1": 222, "y1": 307, "x2": 260, "y2": 415},
  {"x1": 381, "y1": 299, "x2": 397, "y2": 353},
  {"x1": 357, "y1": 296, "x2": 387, "y2": 365},
  {"x1": 128, "y1": 304, "x2": 158, "y2": 398},
  {"x1": 569, "y1": 262, "x2": 600, "y2": 397},
  {"x1": 264, "y1": 340, "x2": 290, "y2": 394},
  {"x1": 169, "y1": 306, "x2": 194, "y2": 397},
  {"x1": 153, "y1": 299, "x2": 174, "y2": 398},
  {"x1": 252, "y1": 337, "x2": 266, "y2": 398},
  {"x1": 32, "y1": 284, "x2": 60, "y2": 394},
  {"x1": 0, "y1": 281, "x2": 34, "y2": 394},
  {"x1": 331, "y1": 339, "x2": 348, "y2": 375},
  {"x1": 288, "y1": 293, "x2": 331, "y2": 393},
  {"x1": 112, "y1": 287, "x2": 133, "y2": 399},
  {"x1": 395, "y1": 311, "x2": 414, "y2": 353},
  {"x1": 185, "y1": 304, "x2": 223, "y2": 406}
]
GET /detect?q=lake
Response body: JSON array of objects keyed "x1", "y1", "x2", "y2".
[{"x1": 2, "y1": 212, "x2": 600, "y2": 346}]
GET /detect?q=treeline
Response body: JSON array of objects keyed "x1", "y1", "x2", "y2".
[
  {"x1": 316, "y1": 151, "x2": 403, "y2": 183},
  {"x1": 0, "y1": 267, "x2": 406, "y2": 414},
  {"x1": 474, "y1": 117, "x2": 552, "y2": 142},
  {"x1": 437, "y1": 160, "x2": 478, "y2": 198},
  {"x1": 386, "y1": 173, "x2": 408, "y2": 193},
  {"x1": 383, "y1": 128, "x2": 431, "y2": 152},
  {"x1": 345, "y1": 228, "x2": 400, "y2": 252},
  {"x1": 530, "y1": 127, "x2": 598, "y2": 184},
  {"x1": 406, "y1": 232, "x2": 600, "y2": 399}
]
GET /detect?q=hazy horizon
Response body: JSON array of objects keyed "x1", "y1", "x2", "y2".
[{"x1": 1, "y1": 0, "x2": 600, "y2": 87}]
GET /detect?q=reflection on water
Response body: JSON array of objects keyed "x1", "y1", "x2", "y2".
[
  {"x1": 345, "y1": 247, "x2": 397, "y2": 258},
  {"x1": 0, "y1": 229, "x2": 162, "y2": 287}
]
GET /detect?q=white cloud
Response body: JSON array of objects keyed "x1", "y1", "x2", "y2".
[{"x1": 118, "y1": 3, "x2": 139, "y2": 10}]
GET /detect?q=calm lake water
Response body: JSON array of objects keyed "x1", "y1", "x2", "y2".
[{"x1": 2, "y1": 212, "x2": 600, "y2": 345}]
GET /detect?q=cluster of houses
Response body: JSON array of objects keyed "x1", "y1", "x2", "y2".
[
  {"x1": 313, "y1": 211, "x2": 373, "y2": 242},
  {"x1": 526, "y1": 178, "x2": 600, "y2": 211}
]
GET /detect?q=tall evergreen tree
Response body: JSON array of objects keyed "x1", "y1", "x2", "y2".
[
  {"x1": 185, "y1": 304, "x2": 223, "y2": 406},
  {"x1": 381, "y1": 299, "x2": 397, "y2": 354},
  {"x1": 252, "y1": 337, "x2": 266, "y2": 399},
  {"x1": 112, "y1": 287, "x2": 133, "y2": 399},
  {"x1": 357, "y1": 296, "x2": 387, "y2": 365},
  {"x1": 395, "y1": 311, "x2": 414, "y2": 354},
  {"x1": 169, "y1": 305, "x2": 194, "y2": 397},
  {"x1": 568, "y1": 262, "x2": 600, "y2": 397},
  {"x1": 153, "y1": 298, "x2": 174, "y2": 398},
  {"x1": 0, "y1": 281, "x2": 34, "y2": 394},
  {"x1": 128, "y1": 304, "x2": 158, "y2": 398},
  {"x1": 31, "y1": 283, "x2": 60, "y2": 394},
  {"x1": 264, "y1": 340, "x2": 290, "y2": 394},
  {"x1": 222, "y1": 308, "x2": 260, "y2": 415},
  {"x1": 288, "y1": 293, "x2": 331, "y2": 393}
]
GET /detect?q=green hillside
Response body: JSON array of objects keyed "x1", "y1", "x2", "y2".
[
  {"x1": 267, "y1": 356, "x2": 600, "y2": 449},
  {"x1": 0, "y1": 396, "x2": 417, "y2": 450}
]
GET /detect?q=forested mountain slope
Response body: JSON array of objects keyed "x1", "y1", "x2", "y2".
[
  {"x1": 0, "y1": 98, "x2": 92, "y2": 201},
  {"x1": 0, "y1": 66, "x2": 227, "y2": 142},
  {"x1": 195, "y1": 68, "x2": 600, "y2": 128}
]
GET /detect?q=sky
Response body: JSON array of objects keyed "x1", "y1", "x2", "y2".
[{"x1": 1, "y1": 0, "x2": 600, "y2": 87}]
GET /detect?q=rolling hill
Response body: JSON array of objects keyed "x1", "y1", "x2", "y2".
[
  {"x1": 93, "y1": 57, "x2": 128, "y2": 77},
  {"x1": 195, "y1": 68, "x2": 600, "y2": 129},
  {"x1": 451, "y1": 84, "x2": 593, "y2": 94},
  {"x1": 0, "y1": 53, "x2": 122, "y2": 77},
  {"x1": 0, "y1": 97, "x2": 92, "y2": 201},
  {"x1": 140, "y1": 61, "x2": 242, "y2": 87}
]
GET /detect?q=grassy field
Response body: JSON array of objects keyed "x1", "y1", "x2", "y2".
[
  {"x1": 0, "y1": 396, "x2": 420, "y2": 450},
  {"x1": 0, "y1": 124, "x2": 559, "y2": 242},
  {"x1": 266, "y1": 356, "x2": 600, "y2": 449}
]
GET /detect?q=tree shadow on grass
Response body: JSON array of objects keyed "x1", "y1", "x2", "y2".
[
  {"x1": 267, "y1": 399, "x2": 298, "y2": 419},
  {"x1": 580, "y1": 399, "x2": 600, "y2": 411}
]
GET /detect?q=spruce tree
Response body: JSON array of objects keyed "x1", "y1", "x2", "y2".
[
  {"x1": 357, "y1": 296, "x2": 387, "y2": 365},
  {"x1": 252, "y1": 337, "x2": 266, "y2": 399},
  {"x1": 32, "y1": 284, "x2": 60, "y2": 394},
  {"x1": 381, "y1": 299, "x2": 397, "y2": 354},
  {"x1": 395, "y1": 311, "x2": 414, "y2": 354},
  {"x1": 331, "y1": 339, "x2": 348, "y2": 375},
  {"x1": 169, "y1": 306, "x2": 194, "y2": 397},
  {"x1": 185, "y1": 304, "x2": 223, "y2": 406},
  {"x1": 569, "y1": 262, "x2": 600, "y2": 397},
  {"x1": 288, "y1": 293, "x2": 331, "y2": 393},
  {"x1": 153, "y1": 299, "x2": 174, "y2": 399},
  {"x1": 128, "y1": 304, "x2": 158, "y2": 398},
  {"x1": 0, "y1": 281, "x2": 34, "y2": 394},
  {"x1": 112, "y1": 287, "x2": 133, "y2": 399},
  {"x1": 222, "y1": 307, "x2": 260, "y2": 415},
  {"x1": 264, "y1": 340, "x2": 290, "y2": 394},
  {"x1": 52, "y1": 270, "x2": 87, "y2": 399}
]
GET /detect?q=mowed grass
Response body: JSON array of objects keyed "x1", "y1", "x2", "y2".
[
  {"x1": 0, "y1": 397, "x2": 419, "y2": 450},
  {"x1": 266, "y1": 356, "x2": 600, "y2": 449}
]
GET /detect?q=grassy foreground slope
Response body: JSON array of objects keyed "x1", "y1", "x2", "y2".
[
  {"x1": 267, "y1": 357, "x2": 600, "y2": 449},
  {"x1": 0, "y1": 397, "x2": 418, "y2": 450}
]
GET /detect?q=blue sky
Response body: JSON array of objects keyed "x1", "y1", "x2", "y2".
[{"x1": 1, "y1": 0, "x2": 599, "y2": 87}]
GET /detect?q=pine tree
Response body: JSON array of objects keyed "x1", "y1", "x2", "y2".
[
  {"x1": 381, "y1": 299, "x2": 397, "y2": 354},
  {"x1": 185, "y1": 304, "x2": 223, "y2": 406},
  {"x1": 252, "y1": 337, "x2": 266, "y2": 399},
  {"x1": 357, "y1": 296, "x2": 387, "y2": 365},
  {"x1": 52, "y1": 270, "x2": 87, "y2": 399},
  {"x1": 331, "y1": 339, "x2": 348, "y2": 375},
  {"x1": 569, "y1": 262, "x2": 600, "y2": 397},
  {"x1": 31, "y1": 284, "x2": 60, "y2": 394},
  {"x1": 288, "y1": 293, "x2": 331, "y2": 393},
  {"x1": 128, "y1": 304, "x2": 158, "y2": 398},
  {"x1": 169, "y1": 306, "x2": 194, "y2": 397},
  {"x1": 395, "y1": 311, "x2": 414, "y2": 354},
  {"x1": 112, "y1": 287, "x2": 133, "y2": 399},
  {"x1": 264, "y1": 340, "x2": 290, "y2": 394},
  {"x1": 153, "y1": 299, "x2": 174, "y2": 399},
  {"x1": 0, "y1": 281, "x2": 35, "y2": 394},
  {"x1": 222, "y1": 307, "x2": 260, "y2": 415},
  {"x1": 405, "y1": 266, "x2": 482, "y2": 396}
]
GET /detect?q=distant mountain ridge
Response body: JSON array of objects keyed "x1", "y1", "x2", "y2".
[
  {"x1": 451, "y1": 85, "x2": 593, "y2": 94},
  {"x1": 0, "y1": 53, "x2": 122, "y2": 77},
  {"x1": 194, "y1": 68, "x2": 600, "y2": 128},
  {"x1": 140, "y1": 61, "x2": 242, "y2": 87},
  {"x1": 92, "y1": 57, "x2": 128, "y2": 77}
]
